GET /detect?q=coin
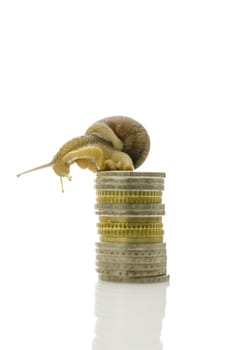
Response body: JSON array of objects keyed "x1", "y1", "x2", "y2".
[
  {"x1": 95, "y1": 184, "x2": 165, "y2": 191},
  {"x1": 96, "y1": 249, "x2": 166, "y2": 258},
  {"x1": 99, "y1": 236, "x2": 164, "y2": 243},
  {"x1": 96, "y1": 250, "x2": 166, "y2": 259},
  {"x1": 99, "y1": 216, "x2": 163, "y2": 223},
  {"x1": 96, "y1": 190, "x2": 162, "y2": 204},
  {"x1": 96, "y1": 255, "x2": 167, "y2": 264},
  {"x1": 96, "y1": 268, "x2": 167, "y2": 277},
  {"x1": 99, "y1": 274, "x2": 169, "y2": 283},
  {"x1": 96, "y1": 253, "x2": 167, "y2": 264},
  {"x1": 98, "y1": 231, "x2": 164, "y2": 237},
  {"x1": 95, "y1": 203, "x2": 165, "y2": 216},
  {"x1": 97, "y1": 221, "x2": 163, "y2": 227},
  {"x1": 96, "y1": 190, "x2": 163, "y2": 196},
  {"x1": 95, "y1": 242, "x2": 166, "y2": 250},
  {"x1": 96, "y1": 171, "x2": 166, "y2": 177},
  {"x1": 97, "y1": 221, "x2": 163, "y2": 231},
  {"x1": 95, "y1": 172, "x2": 166, "y2": 191},
  {"x1": 98, "y1": 229, "x2": 164, "y2": 237},
  {"x1": 96, "y1": 261, "x2": 167, "y2": 271}
]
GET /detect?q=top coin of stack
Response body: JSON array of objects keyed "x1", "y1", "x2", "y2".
[{"x1": 95, "y1": 171, "x2": 169, "y2": 283}]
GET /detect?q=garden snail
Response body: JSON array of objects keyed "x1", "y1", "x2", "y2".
[{"x1": 17, "y1": 116, "x2": 150, "y2": 192}]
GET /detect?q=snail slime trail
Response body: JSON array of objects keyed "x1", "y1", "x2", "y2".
[{"x1": 17, "y1": 116, "x2": 150, "y2": 192}]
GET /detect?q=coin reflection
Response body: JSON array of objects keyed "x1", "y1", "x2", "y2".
[{"x1": 92, "y1": 281, "x2": 169, "y2": 350}]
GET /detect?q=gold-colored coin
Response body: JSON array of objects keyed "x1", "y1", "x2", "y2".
[
  {"x1": 99, "y1": 236, "x2": 164, "y2": 243},
  {"x1": 97, "y1": 228, "x2": 163, "y2": 236},
  {"x1": 96, "y1": 184, "x2": 165, "y2": 191},
  {"x1": 99, "y1": 216, "x2": 163, "y2": 223},
  {"x1": 97, "y1": 221, "x2": 163, "y2": 230},
  {"x1": 98, "y1": 229, "x2": 164, "y2": 237},
  {"x1": 99, "y1": 274, "x2": 169, "y2": 283},
  {"x1": 96, "y1": 190, "x2": 162, "y2": 204}
]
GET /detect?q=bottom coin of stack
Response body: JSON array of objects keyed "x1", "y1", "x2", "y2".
[{"x1": 95, "y1": 171, "x2": 169, "y2": 283}]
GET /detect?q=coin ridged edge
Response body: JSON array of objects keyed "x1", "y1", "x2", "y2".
[
  {"x1": 99, "y1": 274, "x2": 170, "y2": 283},
  {"x1": 96, "y1": 171, "x2": 166, "y2": 177},
  {"x1": 95, "y1": 242, "x2": 166, "y2": 249}
]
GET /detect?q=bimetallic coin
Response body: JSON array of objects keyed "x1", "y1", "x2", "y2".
[{"x1": 99, "y1": 274, "x2": 170, "y2": 283}]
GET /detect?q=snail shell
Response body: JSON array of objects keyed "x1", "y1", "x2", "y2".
[{"x1": 86, "y1": 116, "x2": 150, "y2": 169}]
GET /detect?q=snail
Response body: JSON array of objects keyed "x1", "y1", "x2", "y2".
[{"x1": 17, "y1": 116, "x2": 150, "y2": 192}]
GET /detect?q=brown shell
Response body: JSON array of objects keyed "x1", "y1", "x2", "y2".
[{"x1": 97, "y1": 116, "x2": 150, "y2": 168}]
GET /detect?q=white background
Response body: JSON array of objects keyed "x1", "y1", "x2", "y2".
[{"x1": 0, "y1": 1, "x2": 232, "y2": 349}]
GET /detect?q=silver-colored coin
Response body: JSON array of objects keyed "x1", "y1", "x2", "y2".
[
  {"x1": 95, "y1": 204, "x2": 165, "y2": 216},
  {"x1": 95, "y1": 175, "x2": 165, "y2": 190},
  {"x1": 95, "y1": 178, "x2": 165, "y2": 184},
  {"x1": 96, "y1": 268, "x2": 167, "y2": 277},
  {"x1": 95, "y1": 180, "x2": 164, "y2": 190},
  {"x1": 96, "y1": 171, "x2": 166, "y2": 178},
  {"x1": 96, "y1": 242, "x2": 166, "y2": 250},
  {"x1": 96, "y1": 261, "x2": 167, "y2": 271},
  {"x1": 96, "y1": 249, "x2": 166, "y2": 258},
  {"x1": 99, "y1": 274, "x2": 170, "y2": 284},
  {"x1": 96, "y1": 251, "x2": 167, "y2": 259},
  {"x1": 95, "y1": 173, "x2": 165, "y2": 191},
  {"x1": 95, "y1": 184, "x2": 165, "y2": 191},
  {"x1": 96, "y1": 255, "x2": 167, "y2": 264},
  {"x1": 95, "y1": 180, "x2": 164, "y2": 187}
]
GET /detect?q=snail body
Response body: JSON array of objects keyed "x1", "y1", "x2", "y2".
[{"x1": 17, "y1": 116, "x2": 150, "y2": 191}]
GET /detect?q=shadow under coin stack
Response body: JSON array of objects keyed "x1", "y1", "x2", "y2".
[{"x1": 95, "y1": 171, "x2": 169, "y2": 283}]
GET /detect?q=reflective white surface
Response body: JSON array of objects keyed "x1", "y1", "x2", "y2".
[
  {"x1": 93, "y1": 281, "x2": 168, "y2": 350},
  {"x1": 1, "y1": 1, "x2": 232, "y2": 349}
]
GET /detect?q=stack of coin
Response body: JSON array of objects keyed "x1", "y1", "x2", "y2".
[{"x1": 95, "y1": 171, "x2": 169, "y2": 283}]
